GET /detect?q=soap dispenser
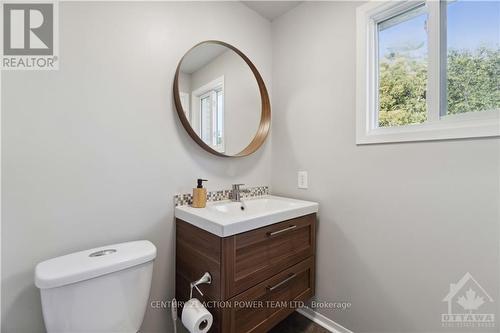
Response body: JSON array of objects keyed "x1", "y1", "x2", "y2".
[{"x1": 192, "y1": 179, "x2": 208, "y2": 208}]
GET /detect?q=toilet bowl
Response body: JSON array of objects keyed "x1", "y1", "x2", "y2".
[{"x1": 35, "y1": 240, "x2": 156, "y2": 333}]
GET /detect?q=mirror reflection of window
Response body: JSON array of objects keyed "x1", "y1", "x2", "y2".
[
  {"x1": 216, "y1": 90, "x2": 224, "y2": 147},
  {"x1": 200, "y1": 94, "x2": 211, "y2": 143},
  {"x1": 194, "y1": 76, "x2": 225, "y2": 153}
]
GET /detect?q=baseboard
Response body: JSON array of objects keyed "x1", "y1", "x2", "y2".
[{"x1": 296, "y1": 306, "x2": 354, "y2": 333}]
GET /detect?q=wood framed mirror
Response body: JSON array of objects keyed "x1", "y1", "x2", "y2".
[{"x1": 173, "y1": 40, "x2": 271, "y2": 157}]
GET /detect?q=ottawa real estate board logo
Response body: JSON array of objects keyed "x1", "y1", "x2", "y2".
[
  {"x1": 442, "y1": 272, "x2": 495, "y2": 329},
  {"x1": 1, "y1": 1, "x2": 58, "y2": 70}
]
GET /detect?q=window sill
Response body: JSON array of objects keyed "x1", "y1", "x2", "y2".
[{"x1": 356, "y1": 112, "x2": 500, "y2": 145}]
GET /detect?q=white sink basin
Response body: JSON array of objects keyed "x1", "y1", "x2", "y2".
[{"x1": 175, "y1": 195, "x2": 319, "y2": 237}]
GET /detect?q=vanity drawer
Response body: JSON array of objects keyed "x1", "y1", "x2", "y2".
[
  {"x1": 223, "y1": 214, "x2": 315, "y2": 298},
  {"x1": 224, "y1": 257, "x2": 314, "y2": 333}
]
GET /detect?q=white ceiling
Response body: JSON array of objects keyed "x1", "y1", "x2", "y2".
[{"x1": 242, "y1": 1, "x2": 302, "y2": 21}]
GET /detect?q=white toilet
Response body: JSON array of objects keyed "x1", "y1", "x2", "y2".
[{"x1": 35, "y1": 240, "x2": 156, "y2": 333}]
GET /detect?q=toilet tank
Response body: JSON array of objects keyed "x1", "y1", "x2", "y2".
[{"x1": 35, "y1": 240, "x2": 156, "y2": 333}]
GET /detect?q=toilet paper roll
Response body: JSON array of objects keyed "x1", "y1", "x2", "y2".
[{"x1": 181, "y1": 298, "x2": 213, "y2": 333}]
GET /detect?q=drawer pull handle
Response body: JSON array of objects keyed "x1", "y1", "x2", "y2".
[
  {"x1": 267, "y1": 273, "x2": 297, "y2": 292},
  {"x1": 267, "y1": 225, "x2": 296, "y2": 237}
]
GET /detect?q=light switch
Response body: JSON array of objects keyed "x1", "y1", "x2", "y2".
[{"x1": 298, "y1": 171, "x2": 308, "y2": 189}]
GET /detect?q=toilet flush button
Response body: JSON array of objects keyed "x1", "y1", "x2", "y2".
[{"x1": 89, "y1": 249, "x2": 117, "y2": 257}]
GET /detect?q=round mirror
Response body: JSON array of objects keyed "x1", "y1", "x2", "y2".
[{"x1": 174, "y1": 41, "x2": 270, "y2": 157}]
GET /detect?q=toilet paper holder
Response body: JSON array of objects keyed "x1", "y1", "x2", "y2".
[{"x1": 190, "y1": 272, "x2": 212, "y2": 299}]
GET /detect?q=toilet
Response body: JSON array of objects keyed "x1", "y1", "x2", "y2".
[{"x1": 35, "y1": 240, "x2": 156, "y2": 333}]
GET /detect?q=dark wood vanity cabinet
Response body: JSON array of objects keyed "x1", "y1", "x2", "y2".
[{"x1": 176, "y1": 213, "x2": 316, "y2": 333}]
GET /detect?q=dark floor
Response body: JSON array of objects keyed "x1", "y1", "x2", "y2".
[{"x1": 269, "y1": 312, "x2": 330, "y2": 333}]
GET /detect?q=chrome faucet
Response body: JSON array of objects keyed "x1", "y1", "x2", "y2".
[{"x1": 231, "y1": 183, "x2": 250, "y2": 202}]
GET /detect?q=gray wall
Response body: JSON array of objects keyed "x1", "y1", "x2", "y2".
[
  {"x1": 271, "y1": 2, "x2": 499, "y2": 333},
  {"x1": 1, "y1": 2, "x2": 272, "y2": 332}
]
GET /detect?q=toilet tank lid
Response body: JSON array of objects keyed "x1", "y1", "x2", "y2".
[{"x1": 35, "y1": 240, "x2": 156, "y2": 289}]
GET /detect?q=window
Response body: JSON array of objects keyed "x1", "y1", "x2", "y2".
[
  {"x1": 192, "y1": 76, "x2": 225, "y2": 152},
  {"x1": 445, "y1": 0, "x2": 499, "y2": 117},
  {"x1": 199, "y1": 89, "x2": 224, "y2": 151},
  {"x1": 378, "y1": 4, "x2": 428, "y2": 127},
  {"x1": 356, "y1": 0, "x2": 499, "y2": 144}
]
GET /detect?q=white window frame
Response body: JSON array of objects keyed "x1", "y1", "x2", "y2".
[
  {"x1": 356, "y1": 0, "x2": 500, "y2": 144},
  {"x1": 191, "y1": 76, "x2": 225, "y2": 152}
]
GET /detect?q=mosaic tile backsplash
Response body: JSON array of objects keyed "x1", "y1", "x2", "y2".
[{"x1": 174, "y1": 186, "x2": 269, "y2": 207}]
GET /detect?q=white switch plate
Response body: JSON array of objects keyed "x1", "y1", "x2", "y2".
[{"x1": 298, "y1": 171, "x2": 308, "y2": 189}]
